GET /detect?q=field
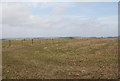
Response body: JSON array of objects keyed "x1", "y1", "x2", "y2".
[{"x1": 2, "y1": 38, "x2": 118, "y2": 79}]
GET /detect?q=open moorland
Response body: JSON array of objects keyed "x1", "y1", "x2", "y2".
[{"x1": 2, "y1": 38, "x2": 118, "y2": 79}]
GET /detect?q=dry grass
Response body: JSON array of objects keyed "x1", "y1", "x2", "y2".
[{"x1": 2, "y1": 38, "x2": 118, "y2": 79}]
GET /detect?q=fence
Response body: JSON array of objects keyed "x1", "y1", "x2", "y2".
[{"x1": 6, "y1": 39, "x2": 55, "y2": 47}]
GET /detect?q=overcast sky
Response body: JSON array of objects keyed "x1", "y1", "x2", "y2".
[{"x1": 1, "y1": 2, "x2": 118, "y2": 38}]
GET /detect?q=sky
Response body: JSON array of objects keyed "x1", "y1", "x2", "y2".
[{"x1": 1, "y1": 2, "x2": 118, "y2": 38}]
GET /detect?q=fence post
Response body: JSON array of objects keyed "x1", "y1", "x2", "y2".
[
  {"x1": 32, "y1": 39, "x2": 33, "y2": 45},
  {"x1": 9, "y1": 40, "x2": 11, "y2": 47}
]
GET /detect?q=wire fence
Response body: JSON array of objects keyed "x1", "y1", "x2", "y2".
[{"x1": 3, "y1": 39, "x2": 57, "y2": 47}]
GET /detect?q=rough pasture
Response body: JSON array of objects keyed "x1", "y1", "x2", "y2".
[{"x1": 2, "y1": 38, "x2": 118, "y2": 79}]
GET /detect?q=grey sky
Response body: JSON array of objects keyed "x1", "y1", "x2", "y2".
[{"x1": 1, "y1": 2, "x2": 118, "y2": 38}]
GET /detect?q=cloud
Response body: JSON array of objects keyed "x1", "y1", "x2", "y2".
[
  {"x1": 2, "y1": 3, "x2": 66, "y2": 28},
  {"x1": 2, "y1": 3, "x2": 30, "y2": 26},
  {"x1": 1, "y1": 3, "x2": 118, "y2": 38},
  {"x1": 51, "y1": 7, "x2": 66, "y2": 15},
  {"x1": 59, "y1": 16, "x2": 117, "y2": 37},
  {"x1": 98, "y1": 15, "x2": 118, "y2": 25}
]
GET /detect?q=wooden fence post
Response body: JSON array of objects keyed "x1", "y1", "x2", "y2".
[
  {"x1": 32, "y1": 39, "x2": 33, "y2": 45},
  {"x1": 9, "y1": 40, "x2": 11, "y2": 47}
]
